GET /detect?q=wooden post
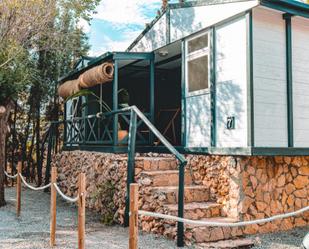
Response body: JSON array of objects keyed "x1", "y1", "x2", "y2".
[
  {"x1": 78, "y1": 173, "x2": 86, "y2": 249},
  {"x1": 129, "y1": 183, "x2": 139, "y2": 249},
  {"x1": 50, "y1": 167, "x2": 57, "y2": 247},
  {"x1": 16, "y1": 162, "x2": 21, "y2": 217}
]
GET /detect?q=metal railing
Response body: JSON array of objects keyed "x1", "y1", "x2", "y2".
[
  {"x1": 46, "y1": 106, "x2": 187, "y2": 247},
  {"x1": 103, "y1": 106, "x2": 187, "y2": 247}
]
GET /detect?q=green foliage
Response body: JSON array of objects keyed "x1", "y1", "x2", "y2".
[
  {"x1": 91, "y1": 180, "x2": 116, "y2": 225},
  {"x1": 0, "y1": 43, "x2": 38, "y2": 105}
]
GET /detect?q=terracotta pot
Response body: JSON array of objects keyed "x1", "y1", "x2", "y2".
[{"x1": 118, "y1": 130, "x2": 128, "y2": 142}]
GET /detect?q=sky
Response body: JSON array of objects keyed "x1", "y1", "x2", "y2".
[
  {"x1": 82, "y1": 0, "x2": 164, "y2": 56},
  {"x1": 83, "y1": 0, "x2": 308, "y2": 56}
]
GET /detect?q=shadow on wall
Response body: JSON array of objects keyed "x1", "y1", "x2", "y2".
[
  {"x1": 215, "y1": 31, "x2": 245, "y2": 145},
  {"x1": 170, "y1": 7, "x2": 200, "y2": 41}
]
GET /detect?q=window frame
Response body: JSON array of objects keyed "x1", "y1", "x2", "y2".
[{"x1": 185, "y1": 30, "x2": 211, "y2": 97}]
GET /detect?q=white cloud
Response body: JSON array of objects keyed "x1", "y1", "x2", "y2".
[
  {"x1": 94, "y1": 0, "x2": 160, "y2": 26},
  {"x1": 89, "y1": 30, "x2": 141, "y2": 56},
  {"x1": 77, "y1": 19, "x2": 91, "y2": 33}
]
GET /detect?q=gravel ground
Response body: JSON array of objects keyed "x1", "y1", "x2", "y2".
[{"x1": 0, "y1": 187, "x2": 307, "y2": 249}]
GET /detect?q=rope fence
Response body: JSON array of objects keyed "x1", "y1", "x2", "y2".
[
  {"x1": 4, "y1": 171, "x2": 18, "y2": 179},
  {"x1": 19, "y1": 174, "x2": 51, "y2": 191},
  {"x1": 129, "y1": 183, "x2": 309, "y2": 249},
  {"x1": 3, "y1": 162, "x2": 86, "y2": 249},
  {"x1": 53, "y1": 183, "x2": 79, "y2": 203}
]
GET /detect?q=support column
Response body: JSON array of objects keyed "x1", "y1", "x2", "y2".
[
  {"x1": 283, "y1": 13, "x2": 294, "y2": 147},
  {"x1": 210, "y1": 27, "x2": 217, "y2": 148},
  {"x1": 113, "y1": 60, "x2": 119, "y2": 146},
  {"x1": 149, "y1": 57, "x2": 155, "y2": 145}
]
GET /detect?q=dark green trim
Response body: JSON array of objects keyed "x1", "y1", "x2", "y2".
[
  {"x1": 261, "y1": 0, "x2": 309, "y2": 19},
  {"x1": 210, "y1": 27, "x2": 217, "y2": 147},
  {"x1": 63, "y1": 144, "x2": 309, "y2": 156},
  {"x1": 126, "y1": 0, "x2": 256, "y2": 53},
  {"x1": 177, "y1": 161, "x2": 185, "y2": 247},
  {"x1": 283, "y1": 13, "x2": 294, "y2": 147},
  {"x1": 113, "y1": 52, "x2": 154, "y2": 60},
  {"x1": 149, "y1": 57, "x2": 155, "y2": 144},
  {"x1": 169, "y1": 0, "x2": 254, "y2": 9},
  {"x1": 124, "y1": 110, "x2": 137, "y2": 227},
  {"x1": 59, "y1": 52, "x2": 153, "y2": 83},
  {"x1": 181, "y1": 41, "x2": 187, "y2": 147},
  {"x1": 166, "y1": 8, "x2": 171, "y2": 45},
  {"x1": 156, "y1": 54, "x2": 181, "y2": 67},
  {"x1": 251, "y1": 147, "x2": 309, "y2": 156},
  {"x1": 113, "y1": 60, "x2": 119, "y2": 146},
  {"x1": 63, "y1": 103, "x2": 67, "y2": 143},
  {"x1": 248, "y1": 11, "x2": 255, "y2": 147},
  {"x1": 126, "y1": 9, "x2": 168, "y2": 52}
]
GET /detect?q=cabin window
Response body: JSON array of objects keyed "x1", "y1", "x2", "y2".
[
  {"x1": 186, "y1": 31, "x2": 210, "y2": 95},
  {"x1": 188, "y1": 33, "x2": 209, "y2": 54}
]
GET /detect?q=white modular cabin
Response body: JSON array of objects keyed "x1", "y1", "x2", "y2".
[{"x1": 126, "y1": 0, "x2": 309, "y2": 156}]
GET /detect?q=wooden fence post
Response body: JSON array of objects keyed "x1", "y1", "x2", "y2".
[
  {"x1": 50, "y1": 167, "x2": 57, "y2": 247},
  {"x1": 129, "y1": 183, "x2": 139, "y2": 249},
  {"x1": 16, "y1": 161, "x2": 21, "y2": 217},
  {"x1": 78, "y1": 173, "x2": 86, "y2": 249}
]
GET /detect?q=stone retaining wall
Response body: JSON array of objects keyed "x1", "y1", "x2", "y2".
[{"x1": 52, "y1": 151, "x2": 309, "y2": 243}]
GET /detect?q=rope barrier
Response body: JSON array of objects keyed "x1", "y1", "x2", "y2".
[
  {"x1": 4, "y1": 171, "x2": 18, "y2": 179},
  {"x1": 138, "y1": 205, "x2": 309, "y2": 227},
  {"x1": 19, "y1": 174, "x2": 51, "y2": 191},
  {"x1": 53, "y1": 183, "x2": 79, "y2": 203}
]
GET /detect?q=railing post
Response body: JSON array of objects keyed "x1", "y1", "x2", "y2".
[
  {"x1": 113, "y1": 60, "x2": 119, "y2": 146},
  {"x1": 125, "y1": 110, "x2": 137, "y2": 227},
  {"x1": 16, "y1": 161, "x2": 22, "y2": 217},
  {"x1": 177, "y1": 161, "x2": 186, "y2": 247},
  {"x1": 78, "y1": 173, "x2": 86, "y2": 249},
  {"x1": 129, "y1": 183, "x2": 139, "y2": 249},
  {"x1": 50, "y1": 167, "x2": 57, "y2": 247},
  {"x1": 45, "y1": 124, "x2": 54, "y2": 189}
]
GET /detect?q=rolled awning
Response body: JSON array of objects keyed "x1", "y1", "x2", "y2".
[
  {"x1": 58, "y1": 62, "x2": 114, "y2": 99},
  {"x1": 57, "y1": 79, "x2": 80, "y2": 99}
]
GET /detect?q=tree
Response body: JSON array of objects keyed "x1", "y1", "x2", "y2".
[{"x1": 0, "y1": 0, "x2": 100, "y2": 206}]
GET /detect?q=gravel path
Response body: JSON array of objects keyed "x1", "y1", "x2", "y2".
[
  {"x1": 0, "y1": 187, "x2": 185, "y2": 249},
  {"x1": 0, "y1": 187, "x2": 307, "y2": 249}
]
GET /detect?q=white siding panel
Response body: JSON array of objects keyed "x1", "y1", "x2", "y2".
[
  {"x1": 215, "y1": 17, "x2": 248, "y2": 147},
  {"x1": 186, "y1": 94, "x2": 211, "y2": 147},
  {"x1": 170, "y1": 1, "x2": 258, "y2": 42},
  {"x1": 131, "y1": 14, "x2": 167, "y2": 52},
  {"x1": 292, "y1": 17, "x2": 309, "y2": 147},
  {"x1": 253, "y1": 7, "x2": 288, "y2": 147}
]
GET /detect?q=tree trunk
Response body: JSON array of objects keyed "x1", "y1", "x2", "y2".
[
  {"x1": 0, "y1": 102, "x2": 14, "y2": 207},
  {"x1": 36, "y1": 103, "x2": 42, "y2": 186}
]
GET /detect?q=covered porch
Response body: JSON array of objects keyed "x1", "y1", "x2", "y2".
[{"x1": 62, "y1": 47, "x2": 183, "y2": 153}]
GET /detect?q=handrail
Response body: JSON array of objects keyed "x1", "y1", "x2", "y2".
[
  {"x1": 131, "y1": 106, "x2": 186, "y2": 163},
  {"x1": 60, "y1": 105, "x2": 187, "y2": 247}
]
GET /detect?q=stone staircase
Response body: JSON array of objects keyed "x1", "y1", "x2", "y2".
[{"x1": 135, "y1": 156, "x2": 239, "y2": 245}]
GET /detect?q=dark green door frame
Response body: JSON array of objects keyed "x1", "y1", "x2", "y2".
[{"x1": 283, "y1": 13, "x2": 294, "y2": 147}]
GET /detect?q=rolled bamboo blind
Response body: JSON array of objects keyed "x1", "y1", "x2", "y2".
[
  {"x1": 58, "y1": 62, "x2": 114, "y2": 99},
  {"x1": 79, "y1": 62, "x2": 114, "y2": 89},
  {"x1": 58, "y1": 79, "x2": 80, "y2": 99}
]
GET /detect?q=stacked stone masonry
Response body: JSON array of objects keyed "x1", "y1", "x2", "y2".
[{"x1": 52, "y1": 151, "x2": 309, "y2": 245}]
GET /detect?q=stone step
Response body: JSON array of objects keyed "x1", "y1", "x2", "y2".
[
  {"x1": 164, "y1": 202, "x2": 222, "y2": 220},
  {"x1": 187, "y1": 217, "x2": 240, "y2": 243},
  {"x1": 135, "y1": 157, "x2": 178, "y2": 171},
  {"x1": 195, "y1": 238, "x2": 256, "y2": 249},
  {"x1": 161, "y1": 217, "x2": 240, "y2": 243},
  {"x1": 186, "y1": 217, "x2": 239, "y2": 228},
  {"x1": 150, "y1": 185, "x2": 211, "y2": 204},
  {"x1": 139, "y1": 170, "x2": 192, "y2": 187}
]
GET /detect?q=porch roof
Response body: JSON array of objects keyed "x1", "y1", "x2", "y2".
[{"x1": 58, "y1": 52, "x2": 154, "y2": 85}]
